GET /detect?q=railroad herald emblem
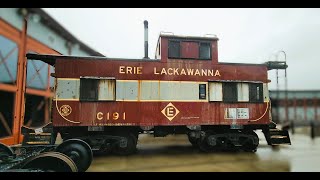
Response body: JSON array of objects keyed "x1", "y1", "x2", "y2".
[
  {"x1": 60, "y1": 105, "x2": 72, "y2": 117},
  {"x1": 161, "y1": 103, "x2": 180, "y2": 121}
]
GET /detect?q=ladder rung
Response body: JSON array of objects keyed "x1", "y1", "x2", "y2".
[{"x1": 271, "y1": 135, "x2": 288, "y2": 139}]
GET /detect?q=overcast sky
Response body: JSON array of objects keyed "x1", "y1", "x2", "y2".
[{"x1": 43, "y1": 8, "x2": 320, "y2": 90}]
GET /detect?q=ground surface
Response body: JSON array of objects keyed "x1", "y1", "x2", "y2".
[{"x1": 87, "y1": 128, "x2": 320, "y2": 172}]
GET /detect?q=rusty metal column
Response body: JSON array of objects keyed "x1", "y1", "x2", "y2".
[
  {"x1": 12, "y1": 17, "x2": 28, "y2": 144},
  {"x1": 315, "y1": 97, "x2": 318, "y2": 122},
  {"x1": 311, "y1": 97, "x2": 317, "y2": 139},
  {"x1": 311, "y1": 110, "x2": 315, "y2": 139},
  {"x1": 303, "y1": 98, "x2": 307, "y2": 122},
  {"x1": 279, "y1": 50, "x2": 288, "y2": 128},
  {"x1": 284, "y1": 61, "x2": 288, "y2": 128},
  {"x1": 292, "y1": 97, "x2": 297, "y2": 134},
  {"x1": 44, "y1": 61, "x2": 51, "y2": 124},
  {"x1": 276, "y1": 69, "x2": 280, "y2": 124}
]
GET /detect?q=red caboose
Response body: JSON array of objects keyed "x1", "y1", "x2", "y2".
[{"x1": 27, "y1": 21, "x2": 291, "y2": 154}]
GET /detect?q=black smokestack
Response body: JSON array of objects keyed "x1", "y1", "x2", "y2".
[{"x1": 144, "y1": 20, "x2": 149, "y2": 59}]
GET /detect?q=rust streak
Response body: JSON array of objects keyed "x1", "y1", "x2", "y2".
[{"x1": 138, "y1": 80, "x2": 141, "y2": 101}]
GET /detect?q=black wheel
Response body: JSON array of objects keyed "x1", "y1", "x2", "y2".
[
  {"x1": 112, "y1": 133, "x2": 137, "y2": 156},
  {"x1": 0, "y1": 142, "x2": 14, "y2": 160},
  {"x1": 187, "y1": 134, "x2": 198, "y2": 147},
  {"x1": 19, "y1": 152, "x2": 78, "y2": 172},
  {"x1": 241, "y1": 131, "x2": 259, "y2": 152},
  {"x1": 198, "y1": 131, "x2": 233, "y2": 152},
  {"x1": 56, "y1": 139, "x2": 93, "y2": 172},
  {"x1": 198, "y1": 131, "x2": 219, "y2": 152}
]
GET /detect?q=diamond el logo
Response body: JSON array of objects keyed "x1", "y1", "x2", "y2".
[{"x1": 161, "y1": 102, "x2": 180, "y2": 121}]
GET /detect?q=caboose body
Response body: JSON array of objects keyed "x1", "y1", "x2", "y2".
[{"x1": 27, "y1": 29, "x2": 291, "y2": 154}]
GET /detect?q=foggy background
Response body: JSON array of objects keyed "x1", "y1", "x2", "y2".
[{"x1": 43, "y1": 8, "x2": 320, "y2": 90}]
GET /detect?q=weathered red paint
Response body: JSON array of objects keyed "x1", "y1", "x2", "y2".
[
  {"x1": 159, "y1": 36, "x2": 219, "y2": 64},
  {"x1": 55, "y1": 59, "x2": 268, "y2": 82},
  {"x1": 34, "y1": 34, "x2": 271, "y2": 129},
  {"x1": 53, "y1": 101, "x2": 269, "y2": 127},
  {"x1": 181, "y1": 41, "x2": 199, "y2": 59}
]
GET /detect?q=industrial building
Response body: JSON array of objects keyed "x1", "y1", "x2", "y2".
[
  {"x1": 269, "y1": 90, "x2": 320, "y2": 129},
  {"x1": 0, "y1": 8, "x2": 104, "y2": 145}
]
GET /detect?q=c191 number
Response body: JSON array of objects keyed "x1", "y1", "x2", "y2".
[{"x1": 96, "y1": 112, "x2": 126, "y2": 121}]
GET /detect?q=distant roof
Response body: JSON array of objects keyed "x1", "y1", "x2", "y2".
[
  {"x1": 27, "y1": 8, "x2": 105, "y2": 57},
  {"x1": 270, "y1": 90, "x2": 320, "y2": 99}
]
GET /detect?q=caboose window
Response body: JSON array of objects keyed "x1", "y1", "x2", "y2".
[
  {"x1": 208, "y1": 82, "x2": 222, "y2": 101},
  {"x1": 199, "y1": 84, "x2": 206, "y2": 99},
  {"x1": 237, "y1": 83, "x2": 249, "y2": 102},
  {"x1": 80, "y1": 78, "x2": 99, "y2": 101},
  {"x1": 223, "y1": 83, "x2": 238, "y2": 102},
  {"x1": 199, "y1": 42, "x2": 211, "y2": 60},
  {"x1": 168, "y1": 40, "x2": 180, "y2": 58},
  {"x1": 80, "y1": 78, "x2": 116, "y2": 101},
  {"x1": 249, "y1": 83, "x2": 263, "y2": 103}
]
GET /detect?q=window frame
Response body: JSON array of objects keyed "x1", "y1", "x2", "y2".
[
  {"x1": 237, "y1": 82, "x2": 249, "y2": 102},
  {"x1": 79, "y1": 76, "x2": 116, "y2": 102},
  {"x1": 79, "y1": 77, "x2": 99, "y2": 102},
  {"x1": 168, "y1": 40, "x2": 181, "y2": 59},
  {"x1": 249, "y1": 83, "x2": 264, "y2": 103},
  {"x1": 198, "y1": 41, "x2": 212, "y2": 60},
  {"x1": 199, "y1": 84, "x2": 207, "y2": 99},
  {"x1": 167, "y1": 39, "x2": 212, "y2": 61},
  {"x1": 208, "y1": 81, "x2": 223, "y2": 102},
  {"x1": 222, "y1": 82, "x2": 238, "y2": 103},
  {"x1": 208, "y1": 81, "x2": 265, "y2": 103},
  {"x1": 98, "y1": 78, "x2": 116, "y2": 102}
]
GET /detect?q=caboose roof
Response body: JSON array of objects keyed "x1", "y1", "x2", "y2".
[
  {"x1": 26, "y1": 53, "x2": 158, "y2": 66},
  {"x1": 26, "y1": 53, "x2": 268, "y2": 68},
  {"x1": 159, "y1": 34, "x2": 219, "y2": 41}
]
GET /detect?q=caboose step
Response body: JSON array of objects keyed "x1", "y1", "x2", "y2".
[
  {"x1": 268, "y1": 129, "x2": 291, "y2": 145},
  {"x1": 22, "y1": 133, "x2": 54, "y2": 145},
  {"x1": 21, "y1": 123, "x2": 55, "y2": 145}
]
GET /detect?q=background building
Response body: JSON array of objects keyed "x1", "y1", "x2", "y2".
[
  {"x1": 270, "y1": 90, "x2": 320, "y2": 129},
  {"x1": 0, "y1": 8, "x2": 104, "y2": 145}
]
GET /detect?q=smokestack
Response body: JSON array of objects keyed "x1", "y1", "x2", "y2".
[{"x1": 144, "y1": 20, "x2": 149, "y2": 59}]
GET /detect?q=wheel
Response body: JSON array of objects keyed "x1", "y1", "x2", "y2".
[
  {"x1": 198, "y1": 131, "x2": 219, "y2": 152},
  {"x1": 112, "y1": 133, "x2": 137, "y2": 156},
  {"x1": 56, "y1": 139, "x2": 93, "y2": 172},
  {"x1": 0, "y1": 142, "x2": 14, "y2": 160},
  {"x1": 19, "y1": 152, "x2": 78, "y2": 172},
  {"x1": 242, "y1": 141, "x2": 258, "y2": 152},
  {"x1": 198, "y1": 131, "x2": 234, "y2": 152},
  {"x1": 187, "y1": 134, "x2": 198, "y2": 147},
  {"x1": 241, "y1": 131, "x2": 259, "y2": 152}
]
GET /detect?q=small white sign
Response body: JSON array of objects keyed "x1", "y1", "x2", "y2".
[
  {"x1": 224, "y1": 108, "x2": 237, "y2": 119},
  {"x1": 237, "y1": 108, "x2": 249, "y2": 119},
  {"x1": 224, "y1": 108, "x2": 249, "y2": 119},
  {"x1": 34, "y1": 128, "x2": 43, "y2": 134}
]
